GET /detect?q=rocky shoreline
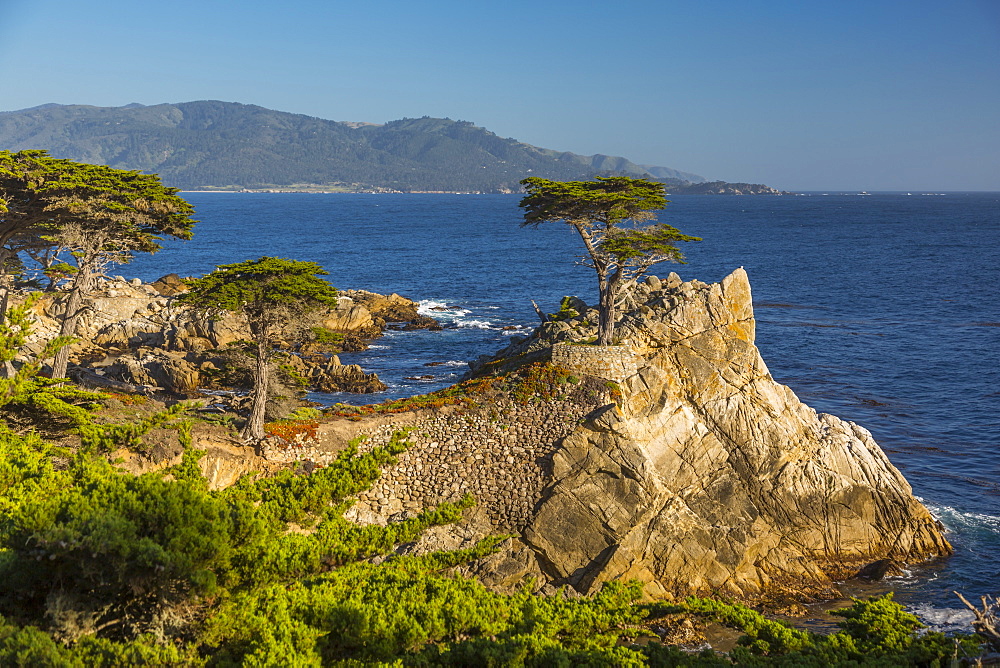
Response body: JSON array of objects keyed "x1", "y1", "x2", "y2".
[
  {"x1": 12, "y1": 268, "x2": 952, "y2": 609},
  {"x1": 16, "y1": 275, "x2": 437, "y2": 405}
]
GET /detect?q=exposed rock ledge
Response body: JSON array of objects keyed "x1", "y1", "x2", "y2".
[
  {"x1": 15, "y1": 276, "x2": 434, "y2": 396},
  {"x1": 335, "y1": 268, "x2": 950, "y2": 602}
]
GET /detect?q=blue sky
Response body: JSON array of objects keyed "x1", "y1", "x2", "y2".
[{"x1": 1, "y1": 0, "x2": 998, "y2": 190}]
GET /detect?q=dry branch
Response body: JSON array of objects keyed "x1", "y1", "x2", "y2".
[{"x1": 955, "y1": 590, "x2": 1000, "y2": 649}]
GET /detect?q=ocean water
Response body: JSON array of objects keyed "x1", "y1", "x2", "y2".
[{"x1": 125, "y1": 191, "x2": 1000, "y2": 623}]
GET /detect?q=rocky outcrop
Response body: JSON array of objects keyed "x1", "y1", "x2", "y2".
[
  {"x1": 321, "y1": 297, "x2": 378, "y2": 336},
  {"x1": 148, "y1": 273, "x2": 189, "y2": 296},
  {"x1": 110, "y1": 423, "x2": 280, "y2": 490},
  {"x1": 16, "y1": 277, "x2": 430, "y2": 397},
  {"x1": 521, "y1": 269, "x2": 948, "y2": 598},
  {"x1": 290, "y1": 354, "x2": 387, "y2": 394},
  {"x1": 341, "y1": 290, "x2": 420, "y2": 322},
  {"x1": 339, "y1": 290, "x2": 441, "y2": 331},
  {"x1": 332, "y1": 268, "x2": 949, "y2": 602}
]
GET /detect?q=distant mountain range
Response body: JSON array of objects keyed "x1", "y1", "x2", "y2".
[{"x1": 0, "y1": 101, "x2": 783, "y2": 194}]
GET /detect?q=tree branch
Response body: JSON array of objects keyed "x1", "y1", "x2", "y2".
[
  {"x1": 955, "y1": 590, "x2": 1000, "y2": 648},
  {"x1": 531, "y1": 300, "x2": 549, "y2": 324}
]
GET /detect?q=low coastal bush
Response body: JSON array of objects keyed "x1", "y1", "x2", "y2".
[
  {"x1": 263, "y1": 415, "x2": 320, "y2": 444},
  {"x1": 310, "y1": 325, "x2": 344, "y2": 345},
  {"x1": 325, "y1": 378, "x2": 492, "y2": 418},
  {"x1": 0, "y1": 428, "x2": 487, "y2": 643},
  {"x1": 326, "y1": 362, "x2": 613, "y2": 422},
  {"x1": 679, "y1": 595, "x2": 982, "y2": 666}
]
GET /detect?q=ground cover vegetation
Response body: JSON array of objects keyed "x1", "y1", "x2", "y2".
[{"x1": 324, "y1": 361, "x2": 612, "y2": 422}]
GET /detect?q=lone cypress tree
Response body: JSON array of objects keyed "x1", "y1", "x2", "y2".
[
  {"x1": 519, "y1": 176, "x2": 699, "y2": 345},
  {"x1": 180, "y1": 257, "x2": 339, "y2": 442}
]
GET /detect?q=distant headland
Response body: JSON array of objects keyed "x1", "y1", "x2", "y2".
[{"x1": 0, "y1": 101, "x2": 788, "y2": 194}]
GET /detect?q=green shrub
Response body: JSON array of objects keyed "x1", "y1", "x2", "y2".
[
  {"x1": 0, "y1": 451, "x2": 234, "y2": 638},
  {"x1": 681, "y1": 593, "x2": 982, "y2": 667},
  {"x1": 310, "y1": 326, "x2": 344, "y2": 345}
]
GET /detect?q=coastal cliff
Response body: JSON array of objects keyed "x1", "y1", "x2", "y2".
[
  {"x1": 18, "y1": 268, "x2": 949, "y2": 601},
  {"x1": 518, "y1": 268, "x2": 949, "y2": 598},
  {"x1": 327, "y1": 268, "x2": 949, "y2": 601}
]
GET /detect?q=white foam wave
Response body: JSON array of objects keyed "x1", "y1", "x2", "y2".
[
  {"x1": 417, "y1": 299, "x2": 448, "y2": 311},
  {"x1": 925, "y1": 504, "x2": 1000, "y2": 534},
  {"x1": 440, "y1": 360, "x2": 467, "y2": 367},
  {"x1": 455, "y1": 319, "x2": 493, "y2": 329},
  {"x1": 417, "y1": 299, "x2": 469, "y2": 319},
  {"x1": 907, "y1": 603, "x2": 975, "y2": 634}
]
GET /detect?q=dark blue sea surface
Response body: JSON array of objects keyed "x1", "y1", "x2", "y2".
[{"x1": 126, "y1": 191, "x2": 1000, "y2": 624}]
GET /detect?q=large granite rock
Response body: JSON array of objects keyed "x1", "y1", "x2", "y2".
[
  {"x1": 407, "y1": 269, "x2": 944, "y2": 602},
  {"x1": 341, "y1": 290, "x2": 420, "y2": 322},
  {"x1": 338, "y1": 290, "x2": 442, "y2": 331},
  {"x1": 148, "y1": 273, "x2": 189, "y2": 296},
  {"x1": 515, "y1": 268, "x2": 950, "y2": 599},
  {"x1": 288, "y1": 354, "x2": 388, "y2": 394},
  {"x1": 103, "y1": 350, "x2": 202, "y2": 396},
  {"x1": 321, "y1": 297, "x2": 378, "y2": 335}
]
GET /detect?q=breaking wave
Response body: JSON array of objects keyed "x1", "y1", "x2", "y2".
[
  {"x1": 907, "y1": 603, "x2": 976, "y2": 634},
  {"x1": 924, "y1": 503, "x2": 1000, "y2": 536}
]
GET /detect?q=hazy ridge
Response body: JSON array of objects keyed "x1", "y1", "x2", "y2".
[{"x1": 0, "y1": 101, "x2": 715, "y2": 192}]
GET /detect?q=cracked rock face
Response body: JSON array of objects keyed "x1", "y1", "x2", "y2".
[{"x1": 513, "y1": 268, "x2": 949, "y2": 599}]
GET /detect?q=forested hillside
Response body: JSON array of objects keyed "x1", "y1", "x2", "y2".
[{"x1": 0, "y1": 101, "x2": 706, "y2": 192}]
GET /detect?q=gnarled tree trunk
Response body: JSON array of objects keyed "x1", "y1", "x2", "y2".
[
  {"x1": 240, "y1": 337, "x2": 269, "y2": 443},
  {"x1": 51, "y1": 260, "x2": 97, "y2": 380},
  {"x1": 596, "y1": 267, "x2": 624, "y2": 346},
  {"x1": 596, "y1": 278, "x2": 615, "y2": 345}
]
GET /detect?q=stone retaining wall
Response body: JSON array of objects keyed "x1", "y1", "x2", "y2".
[
  {"x1": 551, "y1": 343, "x2": 638, "y2": 383},
  {"x1": 341, "y1": 398, "x2": 605, "y2": 532}
]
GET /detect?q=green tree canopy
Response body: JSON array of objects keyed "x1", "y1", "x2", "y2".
[
  {"x1": 0, "y1": 150, "x2": 197, "y2": 379},
  {"x1": 180, "y1": 257, "x2": 339, "y2": 442},
  {"x1": 0, "y1": 149, "x2": 194, "y2": 263},
  {"x1": 520, "y1": 176, "x2": 699, "y2": 345}
]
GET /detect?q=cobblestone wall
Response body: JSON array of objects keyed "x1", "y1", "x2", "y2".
[
  {"x1": 342, "y1": 398, "x2": 604, "y2": 532},
  {"x1": 551, "y1": 343, "x2": 638, "y2": 383}
]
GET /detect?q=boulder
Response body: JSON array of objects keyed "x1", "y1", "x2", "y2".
[
  {"x1": 148, "y1": 273, "x2": 189, "y2": 296},
  {"x1": 321, "y1": 300, "x2": 377, "y2": 334},
  {"x1": 104, "y1": 350, "x2": 201, "y2": 396},
  {"x1": 401, "y1": 315, "x2": 444, "y2": 331},
  {"x1": 342, "y1": 290, "x2": 420, "y2": 322}
]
